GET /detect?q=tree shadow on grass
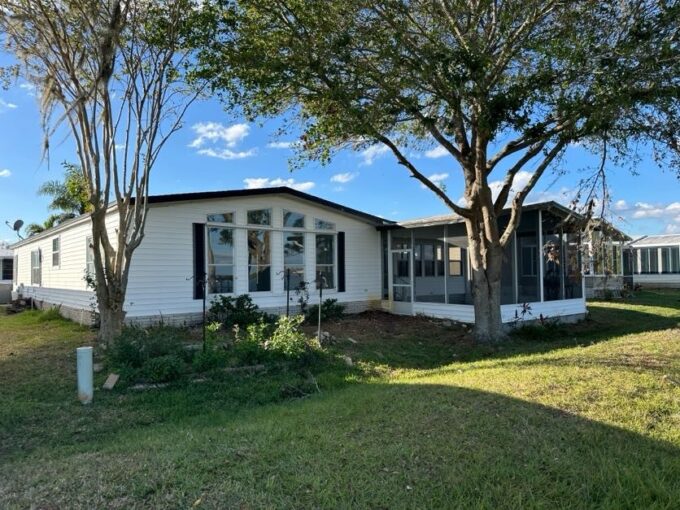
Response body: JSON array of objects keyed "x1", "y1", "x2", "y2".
[{"x1": 1, "y1": 384, "x2": 678, "y2": 508}]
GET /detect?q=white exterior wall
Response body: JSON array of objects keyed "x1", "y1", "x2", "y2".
[
  {"x1": 409, "y1": 298, "x2": 586, "y2": 324},
  {"x1": 123, "y1": 194, "x2": 383, "y2": 319},
  {"x1": 12, "y1": 212, "x2": 120, "y2": 314}
]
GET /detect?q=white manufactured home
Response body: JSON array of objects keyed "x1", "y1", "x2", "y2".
[
  {"x1": 629, "y1": 234, "x2": 680, "y2": 288},
  {"x1": 10, "y1": 188, "x2": 589, "y2": 325}
]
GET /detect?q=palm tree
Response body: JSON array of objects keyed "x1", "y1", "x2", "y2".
[{"x1": 25, "y1": 162, "x2": 91, "y2": 236}]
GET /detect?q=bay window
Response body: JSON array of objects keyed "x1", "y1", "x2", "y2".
[{"x1": 283, "y1": 231, "x2": 305, "y2": 290}]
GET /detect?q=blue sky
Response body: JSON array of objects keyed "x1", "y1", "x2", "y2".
[{"x1": 1, "y1": 80, "x2": 679, "y2": 243}]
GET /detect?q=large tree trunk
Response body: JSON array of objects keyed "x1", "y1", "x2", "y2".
[
  {"x1": 469, "y1": 249, "x2": 505, "y2": 343},
  {"x1": 465, "y1": 195, "x2": 507, "y2": 343},
  {"x1": 98, "y1": 305, "x2": 126, "y2": 344}
]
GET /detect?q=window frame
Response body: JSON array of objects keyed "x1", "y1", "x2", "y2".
[
  {"x1": 52, "y1": 236, "x2": 60, "y2": 268},
  {"x1": 315, "y1": 233, "x2": 336, "y2": 290},
  {"x1": 30, "y1": 249, "x2": 42, "y2": 286},
  {"x1": 247, "y1": 229, "x2": 272, "y2": 292},
  {"x1": 448, "y1": 245, "x2": 463, "y2": 277},
  {"x1": 314, "y1": 218, "x2": 335, "y2": 231},
  {"x1": 247, "y1": 208, "x2": 272, "y2": 227},
  {"x1": 283, "y1": 209, "x2": 306, "y2": 229},
  {"x1": 283, "y1": 230, "x2": 305, "y2": 291},
  {"x1": 207, "y1": 212, "x2": 235, "y2": 224},
  {"x1": 206, "y1": 226, "x2": 236, "y2": 295}
]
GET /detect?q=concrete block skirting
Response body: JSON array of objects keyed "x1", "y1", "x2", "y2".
[{"x1": 29, "y1": 298, "x2": 377, "y2": 328}]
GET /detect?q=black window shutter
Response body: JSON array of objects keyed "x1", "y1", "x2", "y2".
[
  {"x1": 192, "y1": 223, "x2": 205, "y2": 299},
  {"x1": 338, "y1": 231, "x2": 346, "y2": 292}
]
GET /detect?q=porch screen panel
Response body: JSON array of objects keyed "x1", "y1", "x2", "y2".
[
  {"x1": 414, "y1": 226, "x2": 446, "y2": 303},
  {"x1": 498, "y1": 216, "x2": 516, "y2": 305},
  {"x1": 446, "y1": 223, "x2": 471, "y2": 304},
  {"x1": 541, "y1": 211, "x2": 564, "y2": 301},
  {"x1": 661, "y1": 246, "x2": 680, "y2": 273},
  {"x1": 564, "y1": 232, "x2": 583, "y2": 299},
  {"x1": 516, "y1": 211, "x2": 540, "y2": 302}
]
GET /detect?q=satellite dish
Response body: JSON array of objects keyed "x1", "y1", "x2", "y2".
[{"x1": 5, "y1": 219, "x2": 24, "y2": 240}]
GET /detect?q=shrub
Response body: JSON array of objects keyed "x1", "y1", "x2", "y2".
[
  {"x1": 109, "y1": 325, "x2": 185, "y2": 369},
  {"x1": 232, "y1": 319, "x2": 271, "y2": 364},
  {"x1": 143, "y1": 354, "x2": 184, "y2": 383},
  {"x1": 266, "y1": 315, "x2": 310, "y2": 359},
  {"x1": 305, "y1": 298, "x2": 345, "y2": 322},
  {"x1": 208, "y1": 294, "x2": 273, "y2": 329},
  {"x1": 192, "y1": 349, "x2": 228, "y2": 372}
]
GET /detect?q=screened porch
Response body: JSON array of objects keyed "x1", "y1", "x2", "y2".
[{"x1": 380, "y1": 205, "x2": 586, "y2": 323}]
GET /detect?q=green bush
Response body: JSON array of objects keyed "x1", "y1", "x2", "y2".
[
  {"x1": 305, "y1": 298, "x2": 346, "y2": 322},
  {"x1": 266, "y1": 315, "x2": 311, "y2": 359},
  {"x1": 109, "y1": 325, "x2": 185, "y2": 369},
  {"x1": 208, "y1": 294, "x2": 274, "y2": 329},
  {"x1": 143, "y1": 354, "x2": 184, "y2": 383}
]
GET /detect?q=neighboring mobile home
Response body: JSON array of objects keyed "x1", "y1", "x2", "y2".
[
  {"x1": 629, "y1": 234, "x2": 680, "y2": 288},
  {"x1": 11, "y1": 188, "x2": 591, "y2": 325}
]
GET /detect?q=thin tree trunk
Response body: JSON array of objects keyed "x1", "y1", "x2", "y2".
[{"x1": 98, "y1": 305, "x2": 125, "y2": 343}]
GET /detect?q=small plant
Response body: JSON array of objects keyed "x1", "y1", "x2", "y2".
[
  {"x1": 305, "y1": 298, "x2": 345, "y2": 322},
  {"x1": 143, "y1": 354, "x2": 184, "y2": 383},
  {"x1": 109, "y1": 325, "x2": 185, "y2": 369},
  {"x1": 36, "y1": 306, "x2": 63, "y2": 322},
  {"x1": 294, "y1": 280, "x2": 310, "y2": 315},
  {"x1": 232, "y1": 319, "x2": 271, "y2": 364},
  {"x1": 266, "y1": 315, "x2": 312, "y2": 359}
]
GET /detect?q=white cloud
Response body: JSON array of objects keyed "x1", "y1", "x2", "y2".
[
  {"x1": 424, "y1": 145, "x2": 449, "y2": 159},
  {"x1": 360, "y1": 144, "x2": 389, "y2": 165},
  {"x1": 189, "y1": 122, "x2": 250, "y2": 149},
  {"x1": 189, "y1": 122, "x2": 256, "y2": 160},
  {"x1": 243, "y1": 177, "x2": 315, "y2": 192},
  {"x1": 330, "y1": 172, "x2": 358, "y2": 184},
  {"x1": 613, "y1": 199, "x2": 628, "y2": 211},
  {"x1": 267, "y1": 141, "x2": 294, "y2": 149},
  {"x1": 197, "y1": 147, "x2": 256, "y2": 160},
  {"x1": 19, "y1": 82, "x2": 35, "y2": 91},
  {"x1": 0, "y1": 99, "x2": 18, "y2": 111},
  {"x1": 422, "y1": 172, "x2": 449, "y2": 189},
  {"x1": 0, "y1": 169, "x2": 11, "y2": 178}
]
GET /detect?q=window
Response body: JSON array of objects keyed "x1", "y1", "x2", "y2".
[
  {"x1": 248, "y1": 230, "x2": 271, "y2": 291},
  {"x1": 448, "y1": 246, "x2": 463, "y2": 276},
  {"x1": 314, "y1": 218, "x2": 335, "y2": 230},
  {"x1": 283, "y1": 231, "x2": 305, "y2": 290},
  {"x1": 661, "y1": 246, "x2": 680, "y2": 273},
  {"x1": 283, "y1": 210, "x2": 305, "y2": 228},
  {"x1": 52, "y1": 237, "x2": 60, "y2": 267},
  {"x1": 85, "y1": 237, "x2": 95, "y2": 276},
  {"x1": 1, "y1": 258, "x2": 13, "y2": 281},
  {"x1": 31, "y1": 249, "x2": 41, "y2": 285},
  {"x1": 415, "y1": 242, "x2": 444, "y2": 277},
  {"x1": 207, "y1": 212, "x2": 234, "y2": 223},
  {"x1": 316, "y1": 234, "x2": 335, "y2": 288},
  {"x1": 247, "y1": 209, "x2": 271, "y2": 226},
  {"x1": 207, "y1": 227, "x2": 234, "y2": 294}
]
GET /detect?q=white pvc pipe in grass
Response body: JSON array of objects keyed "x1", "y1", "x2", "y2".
[{"x1": 76, "y1": 346, "x2": 93, "y2": 404}]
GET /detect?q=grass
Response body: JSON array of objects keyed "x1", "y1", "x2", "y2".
[{"x1": 1, "y1": 292, "x2": 679, "y2": 508}]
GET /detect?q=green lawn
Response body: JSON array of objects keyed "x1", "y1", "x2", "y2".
[{"x1": 1, "y1": 292, "x2": 679, "y2": 508}]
